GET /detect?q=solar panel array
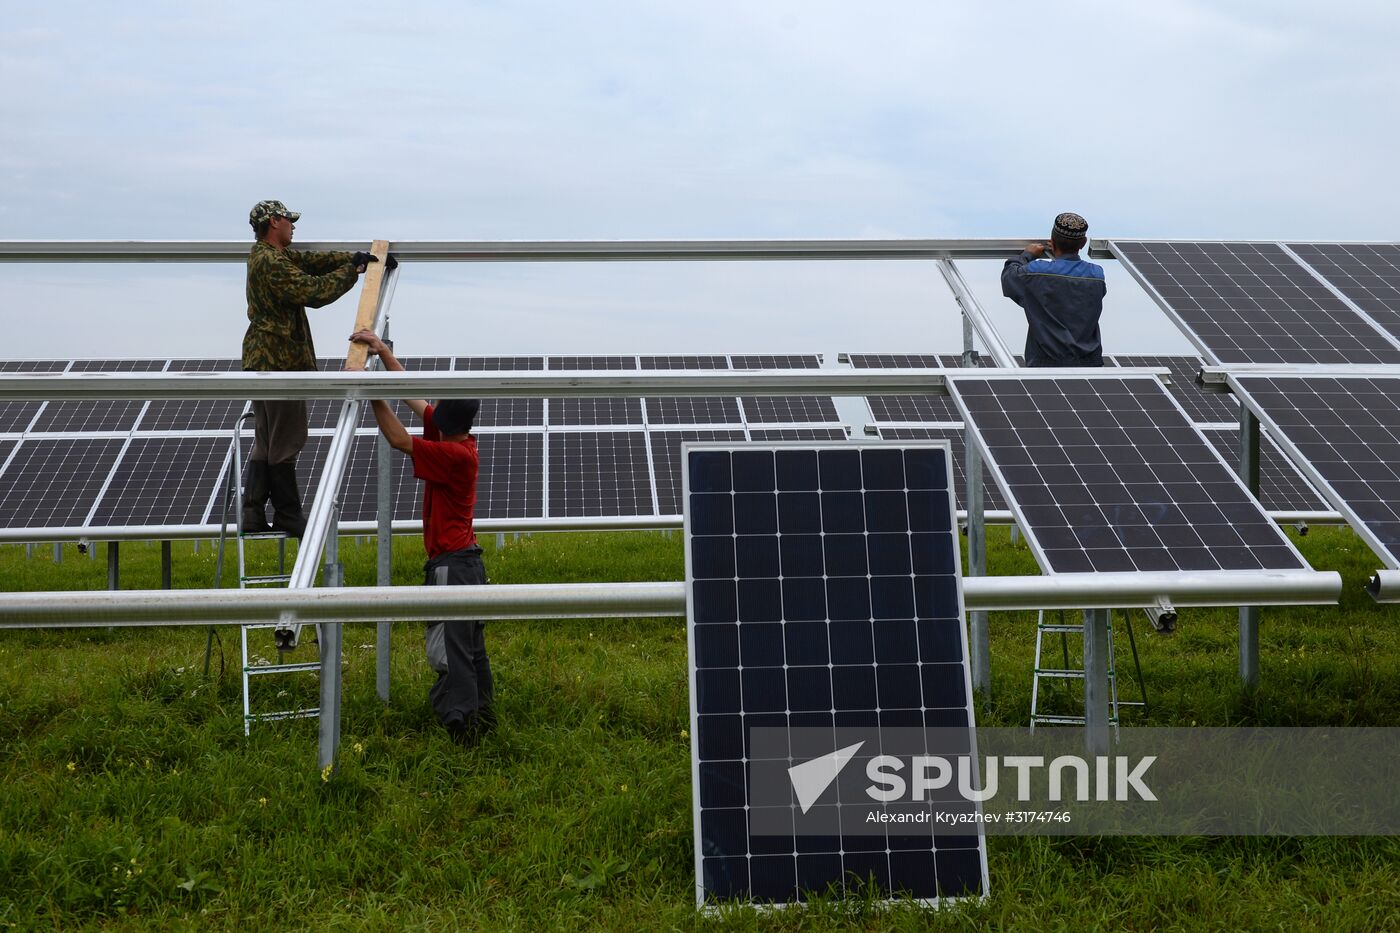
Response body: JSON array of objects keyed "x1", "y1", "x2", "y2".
[
  {"x1": 1231, "y1": 376, "x2": 1400, "y2": 569},
  {"x1": 949, "y1": 375, "x2": 1309, "y2": 575},
  {"x1": 1111, "y1": 241, "x2": 1400, "y2": 366},
  {"x1": 1287, "y1": 243, "x2": 1400, "y2": 346},
  {"x1": 0, "y1": 355, "x2": 845, "y2": 531},
  {"x1": 685, "y1": 441, "x2": 986, "y2": 906}
]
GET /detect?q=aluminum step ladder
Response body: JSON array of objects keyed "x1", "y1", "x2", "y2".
[
  {"x1": 1029, "y1": 608, "x2": 1148, "y2": 733},
  {"x1": 213, "y1": 409, "x2": 321, "y2": 735}
]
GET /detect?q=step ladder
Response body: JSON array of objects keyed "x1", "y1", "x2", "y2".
[
  {"x1": 1030, "y1": 608, "x2": 1148, "y2": 733},
  {"x1": 213, "y1": 409, "x2": 322, "y2": 736}
]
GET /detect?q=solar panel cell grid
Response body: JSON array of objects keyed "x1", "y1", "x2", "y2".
[
  {"x1": 640, "y1": 355, "x2": 729, "y2": 369},
  {"x1": 548, "y1": 397, "x2": 643, "y2": 426},
  {"x1": 0, "y1": 403, "x2": 42, "y2": 434},
  {"x1": 1106, "y1": 355, "x2": 1239, "y2": 424},
  {"x1": 731, "y1": 355, "x2": 822, "y2": 369},
  {"x1": 90, "y1": 437, "x2": 226, "y2": 526},
  {"x1": 686, "y1": 443, "x2": 984, "y2": 905},
  {"x1": 645, "y1": 397, "x2": 742, "y2": 425},
  {"x1": 456, "y1": 357, "x2": 545, "y2": 371},
  {"x1": 740, "y1": 396, "x2": 841, "y2": 424},
  {"x1": 951, "y1": 376, "x2": 1307, "y2": 574},
  {"x1": 1200, "y1": 428, "x2": 1328, "y2": 513},
  {"x1": 1235, "y1": 376, "x2": 1400, "y2": 564},
  {"x1": 865, "y1": 394, "x2": 962, "y2": 424},
  {"x1": 0, "y1": 438, "x2": 125, "y2": 527},
  {"x1": 1288, "y1": 243, "x2": 1400, "y2": 345},
  {"x1": 548, "y1": 431, "x2": 654, "y2": 516},
  {"x1": 650, "y1": 430, "x2": 747, "y2": 514},
  {"x1": 876, "y1": 427, "x2": 1007, "y2": 510},
  {"x1": 747, "y1": 428, "x2": 847, "y2": 441},
  {"x1": 847, "y1": 354, "x2": 942, "y2": 368},
  {"x1": 475, "y1": 399, "x2": 544, "y2": 428},
  {"x1": 30, "y1": 400, "x2": 145, "y2": 434},
  {"x1": 548, "y1": 356, "x2": 637, "y2": 370},
  {"x1": 1113, "y1": 241, "x2": 1400, "y2": 365}
]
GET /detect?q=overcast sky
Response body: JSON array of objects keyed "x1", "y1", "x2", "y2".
[{"x1": 4, "y1": 1, "x2": 1397, "y2": 362}]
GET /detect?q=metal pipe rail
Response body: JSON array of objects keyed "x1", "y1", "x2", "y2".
[
  {"x1": 0, "y1": 569, "x2": 1341, "y2": 629},
  {"x1": 0, "y1": 365, "x2": 1180, "y2": 402},
  {"x1": 937, "y1": 260, "x2": 1017, "y2": 368},
  {"x1": 0, "y1": 238, "x2": 1035, "y2": 263}
]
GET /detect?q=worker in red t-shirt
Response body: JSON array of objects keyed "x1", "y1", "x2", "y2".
[{"x1": 350, "y1": 329, "x2": 494, "y2": 744}]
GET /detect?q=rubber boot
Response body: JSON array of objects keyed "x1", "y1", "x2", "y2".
[
  {"x1": 268, "y1": 461, "x2": 307, "y2": 538},
  {"x1": 240, "y1": 459, "x2": 273, "y2": 534}
]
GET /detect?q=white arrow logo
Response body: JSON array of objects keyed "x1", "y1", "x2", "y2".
[{"x1": 788, "y1": 741, "x2": 865, "y2": 814}]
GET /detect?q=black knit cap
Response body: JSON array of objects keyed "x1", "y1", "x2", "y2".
[
  {"x1": 432, "y1": 399, "x2": 480, "y2": 436},
  {"x1": 1052, "y1": 212, "x2": 1089, "y2": 241}
]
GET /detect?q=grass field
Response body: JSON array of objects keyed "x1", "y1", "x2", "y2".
[{"x1": 2, "y1": 527, "x2": 1399, "y2": 930}]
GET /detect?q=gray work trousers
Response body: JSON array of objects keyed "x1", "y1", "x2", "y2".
[
  {"x1": 250, "y1": 400, "x2": 308, "y2": 465},
  {"x1": 424, "y1": 547, "x2": 494, "y2": 725}
]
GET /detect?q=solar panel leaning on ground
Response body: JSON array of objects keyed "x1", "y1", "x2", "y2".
[
  {"x1": 0, "y1": 354, "x2": 848, "y2": 533},
  {"x1": 1109, "y1": 241, "x2": 1400, "y2": 365},
  {"x1": 947, "y1": 373, "x2": 1310, "y2": 574},
  {"x1": 685, "y1": 441, "x2": 987, "y2": 906},
  {"x1": 1228, "y1": 375, "x2": 1400, "y2": 573}
]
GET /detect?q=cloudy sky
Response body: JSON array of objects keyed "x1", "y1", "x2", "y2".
[{"x1": 4, "y1": 1, "x2": 1397, "y2": 362}]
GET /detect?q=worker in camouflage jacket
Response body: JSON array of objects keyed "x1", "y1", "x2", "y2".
[{"x1": 240, "y1": 199, "x2": 392, "y2": 536}]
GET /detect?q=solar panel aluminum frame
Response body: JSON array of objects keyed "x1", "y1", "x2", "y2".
[
  {"x1": 946, "y1": 370, "x2": 1313, "y2": 579},
  {"x1": 681, "y1": 438, "x2": 989, "y2": 909},
  {"x1": 1227, "y1": 373, "x2": 1400, "y2": 579}
]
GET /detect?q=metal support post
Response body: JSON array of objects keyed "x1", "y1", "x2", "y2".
[
  {"x1": 107, "y1": 542, "x2": 119, "y2": 590},
  {"x1": 1239, "y1": 406, "x2": 1262, "y2": 687},
  {"x1": 496, "y1": 533, "x2": 505, "y2": 550},
  {"x1": 52, "y1": 542, "x2": 61, "y2": 564},
  {"x1": 376, "y1": 433, "x2": 393, "y2": 704},
  {"x1": 1082, "y1": 608, "x2": 1111, "y2": 756},
  {"x1": 161, "y1": 541, "x2": 172, "y2": 589},
  {"x1": 966, "y1": 439, "x2": 990, "y2": 695},
  {"x1": 317, "y1": 561, "x2": 344, "y2": 775}
]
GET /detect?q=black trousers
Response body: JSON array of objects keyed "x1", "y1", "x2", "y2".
[{"x1": 424, "y1": 547, "x2": 493, "y2": 725}]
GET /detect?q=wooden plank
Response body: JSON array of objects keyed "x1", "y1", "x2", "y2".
[{"x1": 344, "y1": 239, "x2": 390, "y2": 371}]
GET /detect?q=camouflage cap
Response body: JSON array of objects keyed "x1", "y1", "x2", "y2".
[{"x1": 248, "y1": 200, "x2": 301, "y2": 226}]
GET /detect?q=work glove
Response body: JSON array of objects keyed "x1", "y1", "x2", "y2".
[
  {"x1": 351, "y1": 251, "x2": 380, "y2": 268},
  {"x1": 385, "y1": 253, "x2": 399, "y2": 271}
]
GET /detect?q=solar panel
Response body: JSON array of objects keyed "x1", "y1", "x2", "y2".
[
  {"x1": 0, "y1": 403, "x2": 41, "y2": 434},
  {"x1": 307, "y1": 359, "x2": 351, "y2": 430},
  {"x1": 1232, "y1": 375, "x2": 1400, "y2": 568},
  {"x1": 90, "y1": 437, "x2": 228, "y2": 526},
  {"x1": 69, "y1": 359, "x2": 167, "y2": 372},
  {"x1": 0, "y1": 361, "x2": 68, "y2": 372},
  {"x1": 457, "y1": 356, "x2": 545, "y2": 370},
  {"x1": 937, "y1": 355, "x2": 997, "y2": 369},
  {"x1": 748, "y1": 428, "x2": 848, "y2": 442},
  {"x1": 649, "y1": 429, "x2": 747, "y2": 514},
  {"x1": 0, "y1": 438, "x2": 125, "y2": 527},
  {"x1": 950, "y1": 375, "x2": 1308, "y2": 574},
  {"x1": 548, "y1": 397, "x2": 643, "y2": 427},
  {"x1": 548, "y1": 356, "x2": 637, "y2": 370},
  {"x1": 1199, "y1": 428, "x2": 1329, "y2": 514},
  {"x1": 685, "y1": 442, "x2": 985, "y2": 905},
  {"x1": 731, "y1": 355, "x2": 822, "y2": 370},
  {"x1": 1288, "y1": 243, "x2": 1400, "y2": 345},
  {"x1": 136, "y1": 359, "x2": 245, "y2": 432},
  {"x1": 847, "y1": 354, "x2": 941, "y2": 369},
  {"x1": 865, "y1": 394, "x2": 962, "y2": 424},
  {"x1": 645, "y1": 397, "x2": 742, "y2": 425},
  {"x1": 292, "y1": 435, "x2": 336, "y2": 511},
  {"x1": 476, "y1": 399, "x2": 544, "y2": 428},
  {"x1": 547, "y1": 431, "x2": 654, "y2": 516},
  {"x1": 740, "y1": 397, "x2": 841, "y2": 424},
  {"x1": 1112, "y1": 241, "x2": 1400, "y2": 365},
  {"x1": 876, "y1": 427, "x2": 1007, "y2": 511},
  {"x1": 30, "y1": 400, "x2": 144, "y2": 434},
  {"x1": 641, "y1": 355, "x2": 730, "y2": 369},
  {"x1": 1106, "y1": 355, "x2": 1239, "y2": 424}
]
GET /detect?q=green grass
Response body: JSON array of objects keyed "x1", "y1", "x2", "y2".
[{"x1": 1, "y1": 528, "x2": 1399, "y2": 930}]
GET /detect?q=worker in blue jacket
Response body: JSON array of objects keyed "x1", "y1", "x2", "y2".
[{"x1": 1001, "y1": 212, "x2": 1107, "y2": 367}]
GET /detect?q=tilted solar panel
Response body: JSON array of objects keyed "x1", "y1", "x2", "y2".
[
  {"x1": 641, "y1": 355, "x2": 730, "y2": 369},
  {"x1": 548, "y1": 397, "x2": 643, "y2": 427},
  {"x1": 1199, "y1": 427, "x2": 1329, "y2": 514},
  {"x1": 1106, "y1": 355, "x2": 1239, "y2": 424},
  {"x1": 649, "y1": 429, "x2": 747, "y2": 515},
  {"x1": 0, "y1": 438, "x2": 125, "y2": 527},
  {"x1": 732, "y1": 355, "x2": 822, "y2": 370},
  {"x1": 876, "y1": 426, "x2": 1008, "y2": 511},
  {"x1": 950, "y1": 374, "x2": 1308, "y2": 574},
  {"x1": 1232, "y1": 375, "x2": 1400, "y2": 569},
  {"x1": 547, "y1": 431, "x2": 654, "y2": 517},
  {"x1": 686, "y1": 442, "x2": 985, "y2": 906},
  {"x1": 1112, "y1": 241, "x2": 1400, "y2": 365},
  {"x1": 1287, "y1": 243, "x2": 1400, "y2": 346},
  {"x1": 740, "y1": 397, "x2": 841, "y2": 424},
  {"x1": 847, "y1": 354, "x2": 941, "y2": 369},
  {"x1": 91, "y1": 436, "x2": 227, "y2": 526},
  {"x1": 645, "y1": 397, "x2": 742, "y2": 425}
]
